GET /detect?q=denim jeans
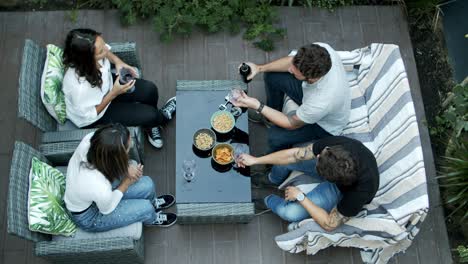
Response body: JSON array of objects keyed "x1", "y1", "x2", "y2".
[
  {"x1": 70, "y1": 176, "x2": 158, "y2": 232},
  {"x1": 263, "y1": 72, "x2": 332, "y2": 152},
  {"x1": 265, "y1": 159, "x2": 342, "y2": 222}
]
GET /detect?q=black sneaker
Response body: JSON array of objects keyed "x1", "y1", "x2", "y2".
[
  {"x1": 161, "y1": 96, "x2": 176, "y2": 120},
  {"x1": 251, "y1": 172, "x2": 277, "y2": 188},
  {"x1": 148, "y1": 126, "x2": 163, "y2": 149},
  {"x1": 153, "y1": 194, "x2": 175, "y2": 210},
  {"x1": 147, "y1": 212, "x2": 177, "y2": 228},
  {"x1": 253, "y1": 197, "x2": 270, "y2": 211}
]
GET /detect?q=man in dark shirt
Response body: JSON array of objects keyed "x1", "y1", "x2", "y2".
[{"x1": 237, "y1": 136, "x2": 379, "y2": 231}]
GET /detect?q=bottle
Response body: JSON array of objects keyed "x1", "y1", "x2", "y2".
[{"x1": 239, "y1": 63, "x2": 252, "y2": 84}]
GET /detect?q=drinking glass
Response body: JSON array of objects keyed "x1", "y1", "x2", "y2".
[
  {"x1": 228, "y1": 87, "x2": 243, "y2": 104},
  {"x1": 182, "y1": 159, "x2": 197, "y2": 182},
  {"x1": 233, "y1": 144, "x2": 249, "y2": 168}
]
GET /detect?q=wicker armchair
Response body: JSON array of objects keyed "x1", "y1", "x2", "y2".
[
  {"x1": 7, "y1": 141, "x2": 145, "y2": 264},
  {"x1": 17, "y1": 39, "x2": 145, "y2": 163}
]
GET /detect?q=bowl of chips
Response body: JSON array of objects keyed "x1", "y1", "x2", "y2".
[
  {"x1": 210, "y1": 110, "x2": 235, "y2": 134},
  {"x1": 212, "y1": 143, "x2": 234, "y2": 165},
  {"x1": 193, "y1": 128, "x2": 216, "y2": 151}
]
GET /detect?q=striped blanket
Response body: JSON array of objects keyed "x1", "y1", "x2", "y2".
[{"x1": 276, "y1": 44, "x2": 429, "y2": 264}]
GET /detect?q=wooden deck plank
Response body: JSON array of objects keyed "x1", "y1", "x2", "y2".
[
  {"x1": 338, "y1": 7, "x2": 364, "y2": 50},
  {"x1": 213, "y1": 224, "x2": 239, "y2": 264},
  {"x1": 259, "y1": 214, "x2": 285, "y2": 264},
  {"x1": 236, "y1": 217, "x2": 262, "y2": 264},
  {"x1": 190, "y1": 225, "x2": 214, "y2": 264},
  {"x1": 144, "y1": 243, "x2": 167, "y2": 264},
  {"x1": 0, "y1": 6, "x2": 452, "y2": 264}
]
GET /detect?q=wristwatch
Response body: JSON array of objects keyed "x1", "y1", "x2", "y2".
[
  {"x1": 296, "y1": 192, "x2": 305, "y2": 202},
  {"x1": 256, "y1": 102, "x2": 265, "y2": 114}
]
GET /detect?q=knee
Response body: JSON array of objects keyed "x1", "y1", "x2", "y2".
[
  {"x1": 138, "y1": 176, "x2": 156, "y2": 199},
  {"x1": 268, "y1": 127, "x2": 286, "y2": 151},
  {"x1": 276, "y1": 205, "x2": 304, "y2": 223}
]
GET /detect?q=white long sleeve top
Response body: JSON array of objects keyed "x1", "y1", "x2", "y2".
[
  {"x1": 62, "y1": 58, "x2": 113, "y2": 128},
  {"x1": 64, "y1": 133, "x2": 123, "y2": 215}
]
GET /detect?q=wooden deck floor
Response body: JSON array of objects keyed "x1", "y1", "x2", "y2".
[{"x1": 0, "y1": 7, "x2": 452, "y2": 264}]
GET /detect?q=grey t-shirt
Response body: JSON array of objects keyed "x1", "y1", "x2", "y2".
[{"x1": 289, "y1": 43, "x2": 350, "y2": 135}]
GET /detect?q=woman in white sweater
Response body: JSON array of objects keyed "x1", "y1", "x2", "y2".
[
  {"x1": 64, "y1": 123, "x2": 177, "y2": 231},
  {"x1": 62, "y1": 28, "x2": 176, "y2": 149}
]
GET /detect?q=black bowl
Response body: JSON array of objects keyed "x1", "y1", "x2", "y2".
[{"x1": 193, "y1": 128, "x2": 217, "y2": 151}]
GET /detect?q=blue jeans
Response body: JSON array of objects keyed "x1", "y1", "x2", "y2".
[
  {"x1": 265, "y1": 159, "x2": 342, "y2": 222},
  {"x1": 70, "y1": 176, "x2": 158, "y2": 232},
  {"x1": 264, "y1": 72, "x2": 331, "y2": 152}
]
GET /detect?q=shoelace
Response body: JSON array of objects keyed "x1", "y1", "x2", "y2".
[
  {"x1": 163, "y1": 99, "x2": 176, "y2": 113},
  {"x1": 154, "y1": 213, "x2": 168, "y2": 224},
  {"x1": 151, "y1": 127, "x2": 162, "y2": 139},
  {"x1": 153, "y1": 197, "x2": 166, "y2": 209}
]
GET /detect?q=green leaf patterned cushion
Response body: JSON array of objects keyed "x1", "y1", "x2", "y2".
[
  {"x1": 28, "y1": 157, "x2": 76, "y2": 236},
  {"x1": 40, "y1": 44, "x2": 67, "y2": 124}
]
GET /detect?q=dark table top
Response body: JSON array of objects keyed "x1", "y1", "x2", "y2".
[{"x1": 175, "y1": 89, "x2": 251, "y2": 203}]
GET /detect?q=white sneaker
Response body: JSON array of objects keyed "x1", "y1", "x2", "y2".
[{"x1": 148, "y1": 126, "x2": 163, "y2": 148}]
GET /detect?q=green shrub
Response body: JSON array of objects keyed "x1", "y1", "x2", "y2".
[
  {"x1": 458, "y1": 245, "x2": 468, "y2": 263},
  {"x1": 99, "y1": 0, "x2": 285, "y2": 51},
  {"x1": 431, "y1": 77, "x2": 468, "y2": 139},
  {"x1": 437, "y1": 136, "x2": 468, "y2": 221}
]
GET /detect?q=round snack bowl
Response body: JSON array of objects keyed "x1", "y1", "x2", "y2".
[
  {"x1": 193, "y1": 128, "x2": 216, "y2": 151},
  {"x1": 212, "y1": 143, "x2": 234, "y2": 165},
  {"x1": 210, "y1": 110, "x2": 235, "y2": 134}
]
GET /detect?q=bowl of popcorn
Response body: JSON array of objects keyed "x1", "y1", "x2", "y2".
[
  {"x1": 210, "y1": 110, "x2": 235, "y2": 134},
  {"x1": 193, "y1": 128, "x2": 216, "y2": 151}
]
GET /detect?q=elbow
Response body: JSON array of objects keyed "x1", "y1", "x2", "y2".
[
  {"x1": 323, "y1": 225, "x2": 336, "y2": 232},
  {"x1": 285, "y1": 123, "x2": 298, "y2": 130}
]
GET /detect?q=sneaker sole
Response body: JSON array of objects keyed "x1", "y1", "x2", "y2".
[
  {"x1": 154, "y1": 218, "x2": 177, "y2": 228},
  {"x1": 163, "y1": 96, "x2": 176, "y2": 120},
  {"x1": 147, "y1": 135, "x2": 163, "y2": 149},
  {"x1": 158, "y1": 199, "x2": 175, "y2": 210}
]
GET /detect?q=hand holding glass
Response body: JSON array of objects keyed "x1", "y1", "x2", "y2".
[
  {"x1": 182, "y1": 159, "x2": 197, "y2": 182},
  {"x1": 233, "y1": 144, "x2": 249, "y2": 168}
]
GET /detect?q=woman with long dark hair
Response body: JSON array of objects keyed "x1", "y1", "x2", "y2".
[
  {"x1": 64, "y1": 123, "x2": 177, "y2": 231},
  {"x1": 62, "y1": 28, "x2": 176, "y2": 149}
]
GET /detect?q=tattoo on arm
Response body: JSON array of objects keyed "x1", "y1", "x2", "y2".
[
  {"x1": 293, "y1": 144, "x2": 315, "y2": 162},
  {"x1": 287, "y1": 112, "x2": 305, "y2": 128},
  {"x1": 322, "y1": 208, "x2": 349, "y2": 231}
]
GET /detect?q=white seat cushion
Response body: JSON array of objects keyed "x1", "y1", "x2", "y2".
[{"x1": 52, "y1": 222, "x2": 142, "y2": 241}]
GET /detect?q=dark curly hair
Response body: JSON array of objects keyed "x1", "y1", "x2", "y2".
[
  {"x1": 85, "y1": 123, "x2": 130, "y2": 183},
  {"x1": 316, "y1": 146, "x2": 357, "y2": 186},
  {"x1": 292, "y1": 44, "x2": 332, "y2": 80},
  {"x1": 63, "y1": 28, "x2": 103, "y2": 88}
]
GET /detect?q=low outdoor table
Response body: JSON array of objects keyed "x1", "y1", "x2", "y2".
[{"x1": 175, "y1": 80, "x2": 254, "y2": 224}]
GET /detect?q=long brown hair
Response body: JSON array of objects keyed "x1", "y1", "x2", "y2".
[
  {"x1": 63, "y1": 28, "x2": 103, "y2": 88},
  {"x1": 86, "y1": 123, "x2": 130, "y2": 182}
]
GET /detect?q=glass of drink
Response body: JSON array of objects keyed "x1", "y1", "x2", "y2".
[
  {"x1": 182, "y1": 159, "x2": 197, "y2": 182},
  {"x1": 233, "y1": 144, "x2": 249, "y2": 168},
  {"x1": 228, "y1": 87, "x2": 243, "y2": 104}
]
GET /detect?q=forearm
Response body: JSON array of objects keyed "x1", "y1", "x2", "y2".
[
  {"x1": 256, "y1": 148, "x2": 298, "y2": 165},
  {"x1": 249, "y1": 99, "x2": 298, "y2": 129},
  {"x1": 117, "y1": 180, "x2": 130, "y2": 193},
  {"x1": 95, "y1": 92, "x2": 116, "y2": 114},
  {"x1": 106, "y1": 51, "x2": 123, "y2": 65},
  {"x1": 259, "y1": 56, "x2": 293, "y2": 73},
  {"x1": 261, "y1": 105, "x2": 297, "y2": 129},
  {"x1": 299, "y1": 198, "x2": 331, "y2": 229},
  {"x1": 299, "y1": 199, "x2": 346, "y2": 231}
]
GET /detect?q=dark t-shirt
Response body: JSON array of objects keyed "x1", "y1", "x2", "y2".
[{"x1": 313, "y1": 136, "x2": 379, "y2": 217}]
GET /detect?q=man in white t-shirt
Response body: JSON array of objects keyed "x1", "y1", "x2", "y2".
[{"x1": 234, "y1": 43, "x2": 350, "y2": 151}]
